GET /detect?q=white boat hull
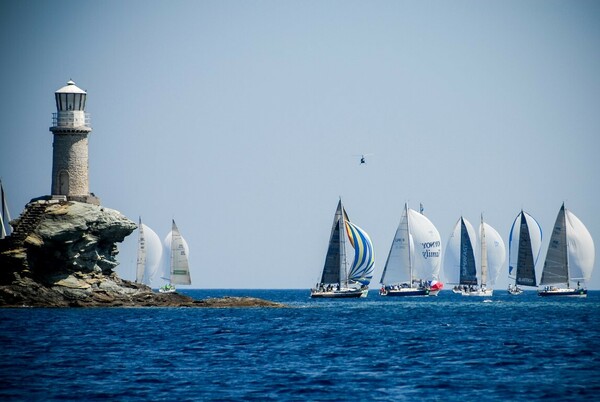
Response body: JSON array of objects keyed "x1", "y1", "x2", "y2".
[
  {"x1": 461, "y1": 288, "x2": 493, "y2": 297},
  {"x1": 508, "y1": 286, "x2": 523, "y2": 295}
]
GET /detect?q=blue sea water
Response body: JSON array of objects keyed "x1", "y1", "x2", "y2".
[{"x1": 1, "y1": 290, "x2": 599, "y2": 401}]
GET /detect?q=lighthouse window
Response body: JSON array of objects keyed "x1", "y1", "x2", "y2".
[
  {"x1": 57, "y1": 94, "x2": 65, "y2": 111},
  {"x1": 66, "y1": 93, "x2": 74, "y2": 110}
]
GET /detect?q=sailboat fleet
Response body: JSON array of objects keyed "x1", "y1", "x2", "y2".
[
  {"x1": 309, "y1": 200, "x2": 595, "y2": 299},
  {"x1": 132, "y1": 200, "x2": 594, "y2": 297}
]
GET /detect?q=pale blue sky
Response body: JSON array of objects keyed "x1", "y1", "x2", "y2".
[{"x1": 1, "y1": 0, "x2": 599, "y2": 289}]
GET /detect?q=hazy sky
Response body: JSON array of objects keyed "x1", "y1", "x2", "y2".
[{"x1": 1, "y1": 0, "x2": 599, "y2": 289}]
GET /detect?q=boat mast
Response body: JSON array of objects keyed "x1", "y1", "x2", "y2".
[
  {"x1": 340, "y1": 199, "x2": 348, "y2": 288},
  {"x1": 406, "y1": 203, "x2": 413, "y2": 286},
  {"x1": 135, "y1": 217, "x2": 146, "y2": 283},
  {"x1": 564, "y1": 204, "x2": 570, "y2": 288},
  {"x1": 480, "y1": 214, "x2": 488, "y2": 288}
]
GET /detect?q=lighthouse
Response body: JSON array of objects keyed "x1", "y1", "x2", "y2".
[{"x1": 49, "y1": 80, "x2": 99, "y2": 204}]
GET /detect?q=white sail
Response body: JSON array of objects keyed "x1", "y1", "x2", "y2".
[
  {"x1": 163, "y1": 224, "x2": 190, "y2": 285},
  {"x1": 381, "y1": 205, "x2": 441, "y2": 286},
  {"x1": 479, "y1": 221, "x2": 506, "y2": 287},
  {"x1": 380, "y1": 205, "x2": 411, "y2": 285},
  {"x1": 565, "y1": 209, "x2": 595, "y2": 281},
  {"x1": 136, "y1": 220, "x2": 163, "y2": 285},
  {"x1": 142, "y1": 223, "x2": 163, "y2": 285},
  {"x1": 408, "y1": 209, "x2": 442, "y2": 281},
  {"x1": 443, "y1": 217, "x2": 477, "y2": 285},
  {"x1": 169, "y1": 220, "x2": 191, "y2": 285}
]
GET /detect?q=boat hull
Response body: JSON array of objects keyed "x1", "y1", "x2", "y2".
[
  {"x1": 508, "y1": 289, "x2": 523, "y2": 295},
  {"x1": 380, "y1": 287, "x2": 429, "y2": 297},
  {"x1": 538, "y1": 288, "x2": 587, "y2": 298},
  {"x1": 461, "y1": 289, "x2": 493, "y2": 297},
  {"x1": 507, "y1": 286, "x2": 523, "y2": 295},
  {"x1": 310, "y1": 288, "x2": 368, "y2": 298}
]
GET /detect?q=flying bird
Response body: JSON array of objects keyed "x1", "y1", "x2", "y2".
[{"x1": 356, "y1": 153, "x2": 373, "y2": 164}]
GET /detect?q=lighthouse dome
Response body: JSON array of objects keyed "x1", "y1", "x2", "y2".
[
  {"x1": 54, "y1": 79, "x2": 87, "y2": 111},
  {"x1": 55, "y1": 80, "x2": 86, "y2": 94}
]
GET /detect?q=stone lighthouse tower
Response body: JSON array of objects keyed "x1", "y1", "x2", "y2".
[{"x1": 49, "y1": 80, "x2": 99, "y2": 205}]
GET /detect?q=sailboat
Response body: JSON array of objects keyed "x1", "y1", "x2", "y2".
[
  {"x1": 379, "y1": 203, "x2": 442, "y2": 297},
  {"x1": 507, "y1": 211, "x2": 542, "y2": 295},
  {"x1": 310, "y1": 199, "x2": 375, "y2": 298},
  {"x1": 159, "y1": 219, "x2": 192, "y2": 293},
  {"x1": 0, "y1": 179, "x2": 11, "y2": 239},
  {"x1": 445, "y1": 217, "x2": 478, "y2": 294},
  {"x1": 538, "y1": 204, "x2": 594, "y2": 297},
  {"x1": 461, "y1": 215, "x2": 505, "y2": 297},
  {"x1": 135, "y1": 217, "x2": 163, "y2": 286}
]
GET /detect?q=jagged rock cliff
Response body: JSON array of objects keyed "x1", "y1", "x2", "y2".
[
  {"x1": 0, "y1": 199, "x2": 284, "y2": 308},
  {"x1": 0, "y1": 199, "x2": 136, "y2": 280}
]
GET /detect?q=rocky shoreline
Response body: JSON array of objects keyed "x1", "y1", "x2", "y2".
[
  {"x1": 0, "y1": 199, "x2": 285, "y2": 308},
  {"x1": 0, "y1": 273, "x2": 285, "y2": 308}
]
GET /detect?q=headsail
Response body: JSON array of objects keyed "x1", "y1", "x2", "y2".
[
  {"x1": 320, "y1": 200, "x2": 346, "y2": 285},
  {"x1": 408, "y1": 208, "x2": 442, "y2": 281},
  {"x1": 346, "y1": 220, "x2": 375, "y2": 285},
  {"x1": 565, "y1": 209, "x2": 595, "y2": 282},
  {"x1": 137, "y1": 222, "x2": 162, "y2": 285},
  {"x1": 480, "y1": 220, "x2": 506, "y2": 287}
]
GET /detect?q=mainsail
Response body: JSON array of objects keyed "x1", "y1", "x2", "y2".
[
  {"x1": 444, "y1": 217, "x2": 477, "y2": 285},
  {"x1": 541, "y1": 204, "x2": 594, "y2": 286},
  {"x1": 508, "y1": 211, "x2": 542, "y2": 287},
  {"x1": 320, "y1": 200, "x2": 346, "y2": 285},
  {"x1": 479, "y1": 219, "x2": 506, "y2": 287},
  {"x1": 169, "y1": 220, "x2": 191, "y2": 285},
  {"x1": 380, "y1": 205, "x2": 411, "y2": 285}
]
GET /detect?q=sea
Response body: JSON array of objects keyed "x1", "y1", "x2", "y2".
[{"x1": 1, "y1": 289, "x2": 599, "y2": 401}]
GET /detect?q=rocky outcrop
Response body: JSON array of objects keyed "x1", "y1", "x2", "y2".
[
  {"x1": 0, "y1": 199, "x2": 136, "y2": 281},
  {"x1": 0, "y1": 199, "x2": 285, "y2": 308}
]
